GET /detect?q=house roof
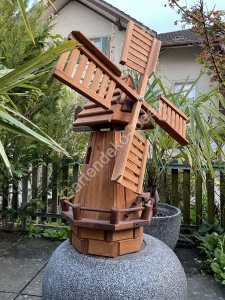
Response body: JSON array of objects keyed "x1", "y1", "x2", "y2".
[
  {"x1": 42, "y1": 0, "x2": 157, "y2": 36},
  {"x1": 158, "y1": 29, "x2": 203, "y2": 48}
]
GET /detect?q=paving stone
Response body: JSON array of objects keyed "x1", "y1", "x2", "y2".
[
  {"x1": 0, "y1": 292, "x2": 18, "y2": 300},
  {"x1": 0, "y1": 258, "x2": 45, "y2": 293},
  {"x1": 21, "y1": 269, "x2": 44, "y2": 297}
]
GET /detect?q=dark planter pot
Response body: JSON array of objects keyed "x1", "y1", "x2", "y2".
[{"x1": 144, "y1": 203, "x2": 181, "y2": 249}]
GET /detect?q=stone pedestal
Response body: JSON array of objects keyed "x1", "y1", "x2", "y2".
[{"x1": 42, "y1": 234, "x2": 187, "y2": 300}]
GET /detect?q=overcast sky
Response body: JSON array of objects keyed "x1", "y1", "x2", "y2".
[
  {"x1": 29, "y1": 0, "x2": 225, "y2": 33},
  {"x1": 105, "y1": 0, "x2": 225, "y2": 33}
]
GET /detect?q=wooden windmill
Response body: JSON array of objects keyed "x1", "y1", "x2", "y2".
[{"x1": 55, "y1": 21, "x2": 188, "y2": 257}]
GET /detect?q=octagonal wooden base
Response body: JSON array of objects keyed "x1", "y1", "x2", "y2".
[{"x1": 69, "y1": 225, "x2": 143, "y2": 258}]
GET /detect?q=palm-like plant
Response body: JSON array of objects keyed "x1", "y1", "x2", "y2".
[{"x1": 0, "y1": 0, "x2": 78, "y2": 175}]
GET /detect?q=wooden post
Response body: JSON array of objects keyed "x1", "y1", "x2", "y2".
[
  {"x1": 195, "y1": 172, "x2": 203, "y2": 226},
  {"x1": 21, "y1": 176, "x2": 28, "y2": 230},
  {"x1": 220, "y1": 170, "x2": 225, "y2": 229},
  {"x1": 41, "y1": 160, "x2": 48, "y2": 221},
  {"x1": 141, "y1": 204, "x2": 151, "y2": 221},
  {"x1": 31, "y1": 166, "x2": 38, "y2": 221},
  {"x1": 159, "y1": 169, "x2": 166, "y2": 203},
  {"x1": 183, "y1": 170, "x2": 190, "y2": 225},
  {"x1": 72, "y1": 203, "x2": 82, "y2": 220},
  {"x1": 172, "y1": 169, "x2": 179, "y2": 207},
  {"x1": 206, "y1": 172, "x2": 214, "y2": 224},
  {"x1": 110, "y1": 207, "x2": 120, "y2": 224},
  {"x1": 12, "y1": 182, "x2": 18, "y2": 211},
  {"x1": 51, "y1": 163, "x2": 58, "y2": 216}
]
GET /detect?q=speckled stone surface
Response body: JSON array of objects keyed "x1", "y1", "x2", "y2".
[
  {"x1": 42, "y1": 234, "x2": 187, "y2": 300},
  {"x1": 144, "y1": 203, "x2": 181, "y2": 249}
]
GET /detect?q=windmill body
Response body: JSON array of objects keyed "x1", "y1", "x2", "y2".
[{"x1": 54, "y1": 21, "x2": 188, "y2": 257}]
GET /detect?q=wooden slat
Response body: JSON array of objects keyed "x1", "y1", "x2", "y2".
[
  {"x1": 136, "y1": 138, "x2": 150, "y2": 194},
  {"x1": 172, "y1": 169, "x2": 178, "y2": 207},
  {"x1": 132, "y1": 137, "x2": 144, "y2": 152},
  {"x1": 129, "y1": 42, "x2": 150, "y2": 58},
  {"x1": 127, "y1": 153, "x2": 142, "y2": 167},
  {"x1": 120, "y1": 20, "x2": 134, "y2": 65},
  {"x1": 54, "y1": 69, "x2": 111, "y2": 110},
  {"x1": 130, "y1": 144, "x2": 143, "y2": 159},
  {"x1": 133, "y1": 24, "x2": 154, "y2": 42},
  {"x1": 167, "y1": 106, "x2": 171, "y2": 124},
  {"x1": 123, "y1": 170, "x2": 139, "y2": 185},
  {"x1": 120, "y1": 178, "x2": 137, "y2": 193},
  {"x1": 98, "y1": 74, "x2": 109, "y2": 98},
  {"x1": 82, "y1": 61, "x2": 96, "y2": 87},
  {"x1": 125, "y1": 60, "x2": 145, "y2": 74},
  {"x1": 183, "y1": 170, "x2": 191, "y2": 225},
  {"x1": 69, "y1": 31, "x2": 121, "y2": 77},
  {"x1": 73, "y1": 54, "x2": 89, "y2": 82},
  {"x1": 64, "y1": 48, "x2": 80, "y2": 77},
  {"x1": 55, "y1": 51, "x2": 70, "y2": 71},
  {"x1": 195, "y1": 171, "x2": 202, "y2": 226},
  {"x1": 105, "y1": 80, "x2": 116, "y2": 104},
  {"x1": 125, "y1": 160, "x2": 141, "y2": 176},
  {"x1": 128, "y1": 47, "x2": 149, "y2": 64},
  {"x1": 159, "y1": 95, "x2": 187, "y2": 120},
  {"x1": 131, "y1": 36, "x2": 151, "y2": 52},
  {"x1": 127, "y1": 53, "x2": 147, "y2": 69},
  {"x1": 132, "y1": 28, "x2": 153, "y2": 46},
  {"x1": 206, "y1": 172, "x2": 214, "y2": 224},
  {"x1": 145, "y1": 38, "x2": 161, "y2": 78},
  {"x1": 73, "y1": 113, "x2": 112, "y2": 126},
  {"x1": 78, "y1": 106, "x2": 115, "y2": 117},
  {"x1": 134, "y1": 130, "x2": 146, "y2": 144},
  {"x1": 90, "y1": 68, "x2": 103, "y2": 92},
  {"x1": 111, "y1": 126, "x2": 134, "y2": 182}
]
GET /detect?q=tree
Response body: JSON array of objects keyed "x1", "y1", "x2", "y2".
[{"x1": 167, "y1": 0, "x2": 225, "y2": 90}]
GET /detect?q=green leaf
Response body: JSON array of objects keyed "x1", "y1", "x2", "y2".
[
  {"x1": 0, "y1": 140, "x2": 12, "y2": 177},
  {"x1": 17, "y1": 0, "x2": 35, "y2": 45}
]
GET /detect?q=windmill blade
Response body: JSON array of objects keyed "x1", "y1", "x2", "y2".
[
  {"x1": 53, "y1": 31, "x2": 141, "y2": 110},
  {"x1": 111, "y1": 125, "x2": 150, "y2": 194},
  {"x1": 142, "y1": 95, "x2": 189, "y2": 146}
]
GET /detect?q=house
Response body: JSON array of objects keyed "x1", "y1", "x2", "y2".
[{"x1": 42, "y1": 0, "x2": 216, "y2": 100}]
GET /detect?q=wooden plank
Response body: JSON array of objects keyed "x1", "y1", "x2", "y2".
[
  {"x1": 106, "y1": 228, "x2": 134, "y2": 242},
  {"x1": 82, "y1": 61, "x2": 96, "y2": 87},
  {"x1": 64, "y1": 48, "x2": 80, "y2": 77},
  {"x1": 183, "y1": 170, "x2": 190, "y2": 225},
  {"x1": 79, "y1": 227, "x2": 105, "y2": 240},
  {"x1": 159, "y1": 169, "x2": 166, "y2": 203},
  {"x1": 123, "y1": 170, "x2": 139, "y2": 185},
  {"x1": 137, "y1": 139, "x2": 150, "y2": 194},
  {"x1": 195, "y1": 171, "x2": 202, "y2": 226},
  {"x1": 105, "y1": 80, "x2": 116, "y2": 104},
  {"x1": 69, "y1": 30, "x2": 121, "y2": 77},
  {"x1": 130, "y1": 36, "x2": 151, "y2": 52},
  {"x1": 134, "y1": 130, "x2": 146, "y2": 144},
  {"x1": 127, "y1": 153, "x2": 142, "y2": 167},
  {"x1": 129, "y1": 48, "x2": 149, "y2": 63},
  {"x1": 55, "y1": 51, "x2": 70, "y2": 71},
  {"x1": 111, "y1": 125, "x2": 134, "y2": 182},
  {"x1": 88, "y1": 239, "x2": 119, "y2": 257},
  {"x1": 125, "y1": 60, "x2": 145, "y2": 75},
  {"x1": 130, "y1": 144, "x2": 143, "y2": 159},
  {"x1": 119, "y1": 234, "x2": 142, "y2": 255},
  {"x1": 145, "y1": 38, "x2": 161, "y2": 78},
  {"x1": 220, "y1": 171, "x2": 225, "y2": 229},
  {"x1": 129, "y1": 43, "x2": 149, "y2": 59},
  {"x1": 159, "y1": 95, "x2": 187, "y2": 119},
  {"x1": 133, "y1": 24, "x2": 153, "y2": 42},
  {"x1": 132, "y1": 137, "x2": 145, "y2": 152},
  {"x1": 98, "y1": 74, "x2": 109, "y2": 98},
  {"x1": 54, "y1": 69, "x2": 111, "y2": 110},
  {"x1": 120, "y1": 178, "x2": 137, "y2": 193},
  {"x1": 206, "y1": 172, "x2": 215, "y2": 224},
  {"x1": 78, "y1": 105, "x2": 115, "y2": 117},
  {"x1": 120, "y1": 20, "x2": 134, "y2": 65},
  {"x1": 125, "y1": 160, "x2": 141, "y2": 176},
  {"x1": 73, "y1": 54, "x2": 89, "y2": 82},
  {"x1": 127, "y1": 53, "x2": 147, "y2": 69},
  {"x1": 132, "y1": 30, "x2": 152, "y2": 49},
  {"x1": 133, "y1": 227, "x2": 143, "y2": 239},
  {"x1": 73, "y1": 113, "x2": 112, "y2": 126},
  {"x1": 90, "y1": 68, "x2": 103, "y2": 92},
  {"x1": 172, "y1": 169, "x2": 178, "y2": 207},
  {"x1": 167, "y1": 106, "x2": 171, "y2": 124}
]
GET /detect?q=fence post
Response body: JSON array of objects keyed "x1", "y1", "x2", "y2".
[
  {"x1": 21, "y1": 176, "x2": 28, "y2": 230},
  {"x1": 12, "y1": 182, "x2": 18, "y2": 211},
  {"x1": 41, "y1": 160, "x2": 48, "y2": 221},
  {"x1": 195, "y1": 172, "x2": 202, "y2": 226},
  {"x1": 51, "y1": 163, "x2": 58, "y2": 216},
  {"x1": 172, "y1": 169, "x2": 178, "y2": 207},
  {"x1": 62, "y1": 165, "x2": 69, "y2": 198},
  {"x1": 159, "y1": 169, "x2": 166, "y2": 203},
  {"x1": 183, "y1": 169, "x2": 190, "y2": 225},
  {"x1": 220, "y1": 170, "x2": 225, "y2": 229},
  {"x1": 73, "y1": 164, "x2": 79, "y2": 187},
  {"x1": 2, "y1": 182, "x2": 9, "y2": 211},
  {"x1": 206, "y1": 172, "x2": 214, "y2": 224},
  {"x1": 31, "y1": 166, "x2": 38, "y2": 221}
]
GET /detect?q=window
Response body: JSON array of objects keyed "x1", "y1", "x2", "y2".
[
  {"x1": 175, "y1": 82, "x2": 195, "y2": 99},
  {"x1": 91, "y1": 36, "x2": 110, "y2": 57}
]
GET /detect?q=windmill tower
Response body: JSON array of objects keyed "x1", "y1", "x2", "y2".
[{"x1": 54, "y1": 21, "x2": 188, "y2": 257}]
